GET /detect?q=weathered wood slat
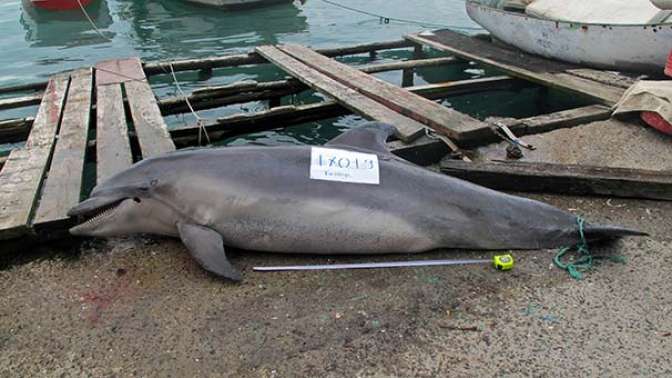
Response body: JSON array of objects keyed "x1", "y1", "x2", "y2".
[
  {"x1": 170, "y1": 77, "x2": 530, "y2": 147},
  {"x1": 0, "y1": 40, "x2": 414, "y2": 97},
  {"x1": 160, "y1": 81, "x2": 304, "y2": 116},
  {"x1": 390, "y1": 105, "x2": 614, "y2": 164},
  {"x1": 0, "y1": 93, "x2": 42, "y2": 111},
  {"x1": 0, "y1": 81, "x2": 48, "y2": 95},
  {"x1": 0, "y1": 117, "x2": 34, "y2": 143},
  {"x1": 357, "y1": 57, "x2": 459, "y2": 74},
  {"x1": 411, "y1": 76, "x2": 529, "y2": 98},
  {"x1": 96, "y1": 84, "x2": 134, "y2": 183},
  {"x1": 256, "y1": 45, "x2": 430, "y2": 142},
  {"x1": 565, "y1": 69, "x2": 637, "y2": 90},
  {"x1": 143, "y1": 39, "x2": 414, "y2": 75},
  {"x1": 96, "y1": 58, "x2": 146, "y2": 86},
  {"x1": 277, "y1": 44, "x2": 489, "y2": 142},
  {"x1": 183, "y1": 57, "x2": 459, "y2": 100},
  {"x1": 159, "y1": 60, "x2": 508, "y2": 116},
  {"x1": 503, "y1": 105, "x2": 612, "y2": 136},
  {"x1": 1, "y1": 76, "x2": 527, "y2": 144},
  {"x1": 455, "y1": 104, "x2": 614, "y2": 148},
  {"x1": 406, "y1": 30, "x2": 625, "y2": 105},
  {"x1": 0, "y1": 75, "x2": 69, "y2": 239},
  {"x1": 123, "y1": 58, "x2": 175, "y2": 158},
  {"x1": 33, "y1": 69, "x2": 93, "y2": 226},
  {"x1": 440, "y1": 160, "x2": 672, "y2": 201}
]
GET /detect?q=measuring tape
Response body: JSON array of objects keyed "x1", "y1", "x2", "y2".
[
  {"x1": 493, "y1": 254, "x2": 514, "y2": 271},
  {"x1": 254, "y1": 254, "x2": 515, "y2": 272}
]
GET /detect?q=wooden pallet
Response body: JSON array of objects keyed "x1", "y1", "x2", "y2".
[
  {"x1": 0, "y1": 58, "x2": 174, "y2": 240},
  {"x1": 256, "y1": 45, "x2": 490, "y2": 144},
  {"x1": 406, "y1": 29, "x2": 629, "y2": 106}
]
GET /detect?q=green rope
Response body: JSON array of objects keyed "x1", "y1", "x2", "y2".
[
  {"x1": 554, "y1": 217, "x2": 591, "y2": 279},
  {"x1": 554, "y1": 217, "x2": 626, "y2": 279}
]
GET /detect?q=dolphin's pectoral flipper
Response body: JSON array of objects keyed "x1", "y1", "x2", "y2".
[
  {"x1": 325, "y1": 122, "x2": 397, "y2": 155},
  {"x1": 177, "y1": 222, "x2": 242, "y2": 282}
]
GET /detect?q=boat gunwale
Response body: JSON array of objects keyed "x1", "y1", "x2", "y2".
[{"x1": 466, "y1": 0, "x2": 672, "y2": 29}]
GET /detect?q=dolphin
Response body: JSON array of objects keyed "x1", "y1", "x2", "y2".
[{"x1": 68, "y1": 122, "x2": 644, "y2": 281}]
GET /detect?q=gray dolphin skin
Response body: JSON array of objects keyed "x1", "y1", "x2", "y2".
[{"x1": 68, "y1": 122, "x2": 645, "y2": 281}]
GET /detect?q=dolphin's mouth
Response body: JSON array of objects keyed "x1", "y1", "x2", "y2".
[{"x1": 69, "y1": 200, "x2": 123, "y2": 234}]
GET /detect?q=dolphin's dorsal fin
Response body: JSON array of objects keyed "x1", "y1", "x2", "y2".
[
  {"x1": 177, "y1": 222, "x2": 242, "y2": 282},
  {"x1": 325, "y1": 122, "x2": 397, "y2": 155}
]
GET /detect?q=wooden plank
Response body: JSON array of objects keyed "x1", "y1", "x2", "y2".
[
  {"x1": 96, "y1": 84, "x2": 134, "y2": 183},
  {"x1": 171, "y1": 101, "x2": 344, "y2": 148},
  {"x1": 0, "y1": 117, "x2": 34, "y2": 143},
  {"x1": 143, "y1": 39, "x2": 414, "y2": 75},
  {"x1": 183, "y1": 57, "x2": 460, "y2": 100},
  {"x1": 503, "y1": 105, "x2": 612, "y2": 136},
  {"x1": 33, "y1": 69, "x2": 93, "y2": 226},
  {"x1": 160, "y1": 81, "x2": 305, "y2": 116},
  {"x1": 170, "y1": 77, "x2": 532, "y2": 147},
  {"x1": 390, "y1": 105, "x2": 612, "y2": 164},
  {"x1": 410, "y1": 76, "x2": 530, "y2": 99},
  {"x1": 565, "y1": 69, "x2": 637, "y2": 90},
  {"x1": 95, "y1": 58, "x2": 147, "y2": 86},
  {"x1": 0, "y1": 93, "x2": 42, "y2": 110},
  {"x1": 440, "y1": 160, "x2": 672, "y2": 201},
  {"x1": 456, "y1": 104, "x2": 614, "y2": 148},
  {"x1": 0, "y1": 80, "x2": 48, "y2": 95},
  {"x1": 159, "y1": 73, "x2": 523, "y2": 117},
  {"x1": 406, "y1": 30, "x2": 625, "y2": 105},
  {"x1": 122, "y1": 58, "x2": 175, "y2": 158},
  {"x1": 1, "y1": 77, "x2": 527, "y2": 144},
  {"x1": 256, "y1": 45, "x2": 430, "y2": 142},
  {"x1": 277, "y1": 44, "x2": 489, "y2": 142},
  {"x1": 0, "y1": 75, "x2": 69, "y2": 239},
  {"x1": 357, "y1": 57, "x2": 459, "y2": 74}
]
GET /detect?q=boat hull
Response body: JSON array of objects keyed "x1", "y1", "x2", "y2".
[
  {"x1": 30, "y1": 0, "x2": 94, "y2": 11},
  {"x1": 466, "y1": 1, "x2": 672, "y2": 73},
  {"x1": 183, "y1": 0, "x2": 294, "y2": 10}
]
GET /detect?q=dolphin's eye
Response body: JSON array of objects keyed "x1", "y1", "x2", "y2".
[{"x1": 133, "y1": 197, "x2": 141, "y2": 203}]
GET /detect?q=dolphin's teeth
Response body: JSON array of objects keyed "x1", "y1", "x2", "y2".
[{"x1": 80, "y1": 202, "x2": 121, "y2": 226}]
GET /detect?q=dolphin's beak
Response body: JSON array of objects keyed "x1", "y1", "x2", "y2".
[
  {"x1": 68, "y1": 196, "x2": 123, "y2": 217},
  {"x1": 68, "y1": 195, "x2": 130, "y2": 236}
]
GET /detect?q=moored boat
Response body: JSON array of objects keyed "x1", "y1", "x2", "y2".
[
  {"x1": 30, "y1": 0, "x2": 94, "y2": 11},
  {"x1": 183, "y1": 0, "x2": 294, "y2": 10},
  {"x1": 466, "y1": 0, "x2": 672, "y2": 73}
]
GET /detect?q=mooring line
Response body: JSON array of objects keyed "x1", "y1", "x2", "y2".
[
  {"x1": 317, "y1": 0, "x2": 483, "y2": 31},
  {"x1": 74, "y1": 1, "x2": 212, "y2": 146},
  {"x1": 168, "y1": 63, "x2": 211, "y2": 145},
  {"x1": 95, "y1": 65, "x2": 213, "y2": 146},
  {"x1": 76, "y1": 0, "x2": 112, "y2": 42}
]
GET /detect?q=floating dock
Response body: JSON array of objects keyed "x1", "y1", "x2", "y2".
[{"x1": 0, "y1": 30, "x2": 669, "y2": 243}]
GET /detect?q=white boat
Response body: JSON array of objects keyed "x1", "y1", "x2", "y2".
[
  {"x1": 183, "y1": 0, "x2": 294, "y2": 10},
  {"x1": 466, "y1": 0, "x2": 672, "y2": 73}
]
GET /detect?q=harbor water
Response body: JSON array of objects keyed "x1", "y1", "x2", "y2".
[{"x1": 0, "y1": 0, "x2": 585, "y2": 147}]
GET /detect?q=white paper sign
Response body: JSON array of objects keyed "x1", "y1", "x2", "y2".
[{"x1": 310, "y1": 147, "x2": 380, "y2": 185}]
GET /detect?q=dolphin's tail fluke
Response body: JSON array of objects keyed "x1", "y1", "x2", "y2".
[{"x1": 583, "y1": 223, "x2": 648, "y2": 240}]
